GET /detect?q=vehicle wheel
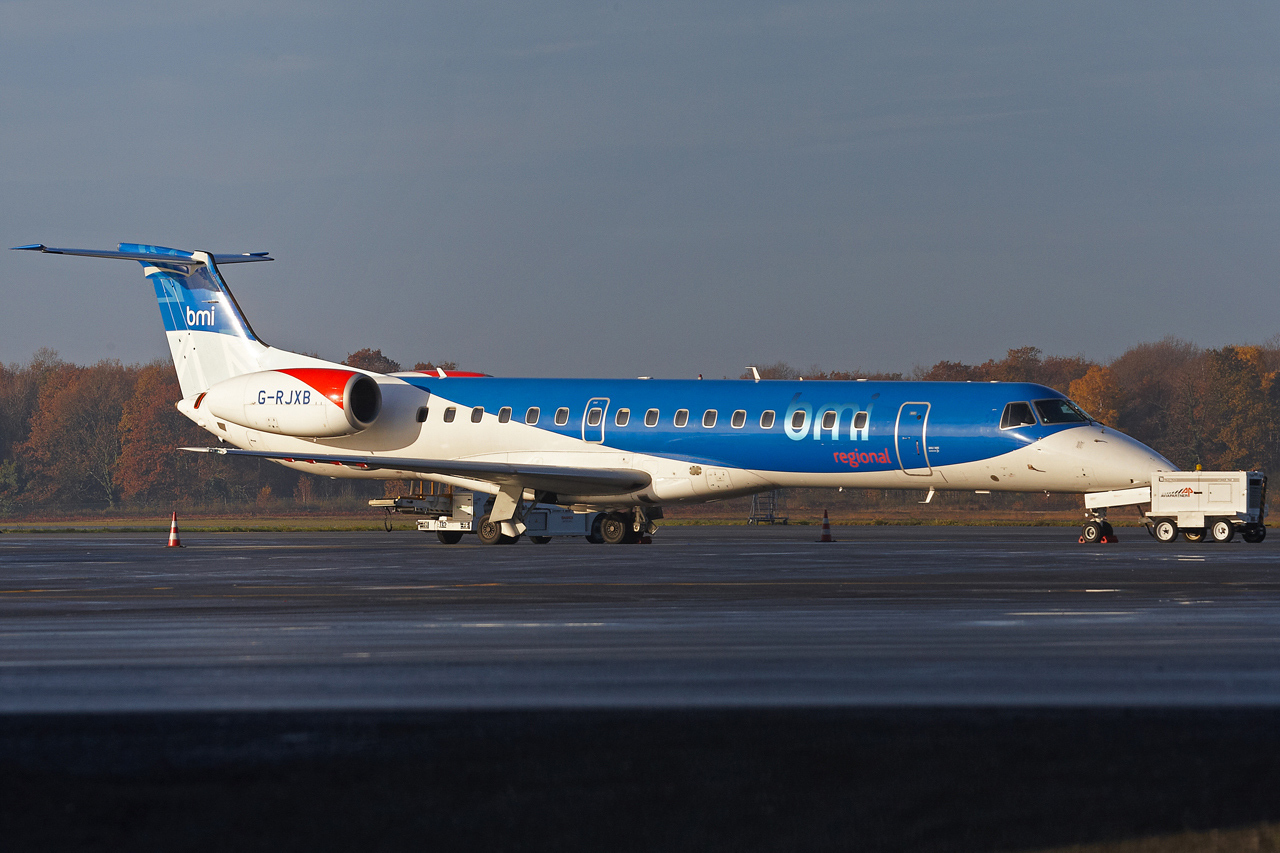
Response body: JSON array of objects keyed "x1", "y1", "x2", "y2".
[
  {"x1": 1081, "y1": 521, "x2": 1103, "y2": 543},
  {"x1": 1182, "y1": 527, "x2": 1206, "y2": 543},
  {"x1": 1153, "y1": 519, "x2": 1178, "y2": 543},
  {"x1": 1210, "y1": 518, "x2": 1235, "y2": 543},
  {"x1": 477, "y1": 514, "x2": 504, "y2": 545},
  {"x1": 600, "y1": 514, "x2": 630, "y2": 545},
  {"x1": 530, "y1": 536, "x2": 552, "y2": 544},
  {"x1": 436, "y1": 530, "x2": 464, "y2": 545},
  {"x1": 1243, "y1": 524, "x2": 1267, "y2": 544},
  {"x1": 586, "y1": 514, "x2": 605, "y2": 544}
]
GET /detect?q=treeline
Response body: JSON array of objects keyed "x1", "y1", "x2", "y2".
[
  {"x1": 0, "y1": 348, "x2": 455, "y2": 515},
  {"x1": 0, "y1": 340, "x2": 1276, "y2": 515}
]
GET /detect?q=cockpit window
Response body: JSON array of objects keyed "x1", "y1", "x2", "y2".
[
  {"x1": 1000, "y1": 402, "x2": 1037, "y2": 430},
  {"x1": 1034, "y1": 398, "x2": 1091, "y2": 425}
]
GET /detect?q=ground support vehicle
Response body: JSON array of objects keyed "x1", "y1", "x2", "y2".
[
  {"x1": 1083, "y1": 471, "x2": 1267, "y2": 544},
  {"x1": 370, "y1": 490, "x2": 606, "y2": 544}
]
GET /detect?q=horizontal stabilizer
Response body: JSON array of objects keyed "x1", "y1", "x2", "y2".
[
  {"x1": 181, "y1": 446, "x2": 652, "y2": 496},
  {"x1": 11, "y1": 244, "x2": 273, "y2": 265}
]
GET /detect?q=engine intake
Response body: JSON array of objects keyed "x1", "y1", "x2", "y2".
[{"x1": 199, "y1": 368, "x2": 382, "y2": 437}]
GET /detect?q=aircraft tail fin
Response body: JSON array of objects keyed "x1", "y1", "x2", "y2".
[{"x1": 13, "y1": 243, "x2": 280, "y2": 396}]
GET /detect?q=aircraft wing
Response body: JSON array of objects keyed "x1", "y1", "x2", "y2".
[{"x1": 181, "y1": 446, "x2": 651, "y2": 496}]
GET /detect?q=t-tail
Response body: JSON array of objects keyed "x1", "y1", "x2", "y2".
[{"x1": 12, "y1": 243, "x2": 333, "y2": 397}]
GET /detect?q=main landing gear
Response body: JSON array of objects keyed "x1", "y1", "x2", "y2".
[{"x1": 589, "y1": 507, "x2": 659, "y2": 545}]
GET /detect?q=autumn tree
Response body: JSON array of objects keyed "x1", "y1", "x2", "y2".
[
  {"x1": 115, "y1": 362, "x2": 205, "y2": 503},
  {"x1": 1108, "y1": 337, "x2": 1206, "y2": 469},
  {"x1": 1202, "y1": 346, "x2": 1279, "y2": 472},
  {"x1": 344, "y1": 348, "x2": 401, "y2": 373},
  {"x1": 0, "y1": 348, "x2": 63, "y2": 462},
  {"x1": 413, "y1": 361, "x2": 458, "y2": 373},
  {"x1": 1068, "y1": 365, "x2": 1123, "y2": 426},
  {"x1": 19, "y1": 360, "x2": 137, "y2": 507}
]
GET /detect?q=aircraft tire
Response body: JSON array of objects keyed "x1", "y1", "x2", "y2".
[
  {"x1": 586, "y1": 514, "x2": 605, "y2": 544},
  {"x1": 436, "y1": 530, "x2": 464, "y2": 545},
  {"x1": 1081, "y1": 521, "x2": 1103, "y2": 543},
  {"x1": 477, "y1": 514, "x2": 504, "y2": 546},
  {"x1": 601, "y1": 514, "x2": 630, "y2": 545},
  {"x1": 1153, "y1": 519, "x2": 1178, "y2": 543},
  {"x1": 1210, "y1": 518, "x2": 1236, "y2": 543}
]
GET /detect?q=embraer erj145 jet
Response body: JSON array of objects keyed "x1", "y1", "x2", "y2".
[{"x1": 14, "y1": 243, "x2": 1175, "y2": 544}]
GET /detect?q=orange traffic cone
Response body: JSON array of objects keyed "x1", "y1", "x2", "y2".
[
  {"x1": 167, "y1": 512, "x2": 183, "y2": 548},
  {"x1": 818, "y1": 509, "x2": 835, "y2": 542}
]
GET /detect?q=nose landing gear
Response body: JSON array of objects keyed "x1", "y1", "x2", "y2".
[{"x1": 1080, "y1": 510, "x2": 1118, "y2": 544}]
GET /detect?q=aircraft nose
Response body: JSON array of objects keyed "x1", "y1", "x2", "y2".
[
  {"x1": 1035, "y1": 424, "x2": 1175, "y2": 491},
  {"x1": 1074, "y1": 426, "x2": 1176, "y2": 489}
]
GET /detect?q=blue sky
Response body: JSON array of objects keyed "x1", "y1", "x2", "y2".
[{"x1": 2, "y1": 1, "x2": 1278, "y2": 377}]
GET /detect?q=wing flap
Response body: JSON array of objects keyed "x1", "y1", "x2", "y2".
[{"x1": 181, "y1": 446, "x2": 651, "y2": 495}]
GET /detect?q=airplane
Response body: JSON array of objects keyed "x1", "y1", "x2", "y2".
[{"x1": 13, "y1": 242, "x2": 1175, "y2": 544}]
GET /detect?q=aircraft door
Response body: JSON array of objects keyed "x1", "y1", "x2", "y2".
[
  {"x1": 895, "y1": 402, "x2": 931, "y2": 475},
  {"x1": 582, "y1": 397, "x2": 609, "y2": 443}
]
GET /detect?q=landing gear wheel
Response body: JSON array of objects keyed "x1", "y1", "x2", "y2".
[
  {"x1": 436, "y1": 530, "x2": 464, "y2": 545},
  {"x1": 1210, "y1": 519, "x2": 1235, "y2": 543},
  {"x1": 1153, "y1": 519, "x2": 1178, "y2": 543},
  {"x1": 477, "y1": 514, "x2": 506, "y2": 546},
  {"x1": 1182, "y1": 527, "x2": 1206, "y2": 543},
  {"x1": 1243, "y1": 524, "x2": 1267, "y2": 544},
  {"x1": 586, "y1": 515, "x2": 605, "y2": 544},
  {"x1": 529, "y1": 536, "x2": 552, "y2": 545},
  {"x1": 1101, "y1": 522, "x2": 1115, "y2": 540},
  {"x1": 600, "y1": 513, "x2": 630, "y2": 545},
  {"x1": 1081, "y1": 521, "x2": 1103, "y2": 543}
]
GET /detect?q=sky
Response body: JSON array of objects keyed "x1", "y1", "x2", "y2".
[{"x1": 2, "y1": 1, "x2": 1278, "y2": 378}]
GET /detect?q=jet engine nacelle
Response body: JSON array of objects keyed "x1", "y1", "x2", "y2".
[{"x1": 197, "y1": 368, "x2": 382, "y2": 437}]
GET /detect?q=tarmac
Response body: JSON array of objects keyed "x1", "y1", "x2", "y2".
[{"x1": 1, "y1": 525, "x2": 1278, "y2": 850}]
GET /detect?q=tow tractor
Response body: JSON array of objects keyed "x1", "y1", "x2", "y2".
[
  {"x1": 370, "y1": 484, "x2": 607, "y2": 544},
  {"x1": 1083, "y1": 471, "x2": 1267, "y2": 544}
]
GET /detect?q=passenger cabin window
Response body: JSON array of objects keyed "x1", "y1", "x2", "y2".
[
  {"x1": 760, "y1": 410, "x2": 776, "y2": 429},
  {"x1": 587, "y1": 407, "x2": 603, "y2": 427},
  {"x1": 471, "y1": 407, "x2": 484, "y2": 424},
  {"x1": 702, "y1": 409, "x2": 717, "y2": 428},
  {"x1": 791, "y1": 410, "x2": 806, "y2": 430},
  {"x1": 554, "y1": 407, "x2": 569, "y2": 426},
  {"x1": 731, "y1": 410, "x2": 746, "y2": 429},
  {"x1": 853, "y1": 412, "x2": 868, "y2": 430},
  {"x1": 416, "y1": 407, "x2": 428, "y2": 423},
  {"x1": 615, "y1": 408, "x2": 630, "y2": 427},
  {"x1": 1000, "y1": 402, "x2": 1037, "y2": 430},
  {"x1": 644, "y1": 408, "x2": 659, "y2": 427},
  {"x1": 525, "y1": 407, "x2": 540, "y2": 425},
  {"x1": 674, "y1": 409, "x2": 689, "y2": 428},
  {"x1": 443, "y1": 407, "x2": 457, "y2": 423},
  {"x1": 821, "y1": 411, "x2": 837, "y2": 430},
  {"x1": 498, "y1": 407, "x2": 511, "y2": 424},
  {"x1": 1033, "y1": 399, "x2": 1089, "y2": 425}
]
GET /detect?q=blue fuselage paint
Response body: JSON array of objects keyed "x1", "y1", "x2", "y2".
[{"x1": 397, "y1": 376, "x2": 1071, "y2": 474}]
